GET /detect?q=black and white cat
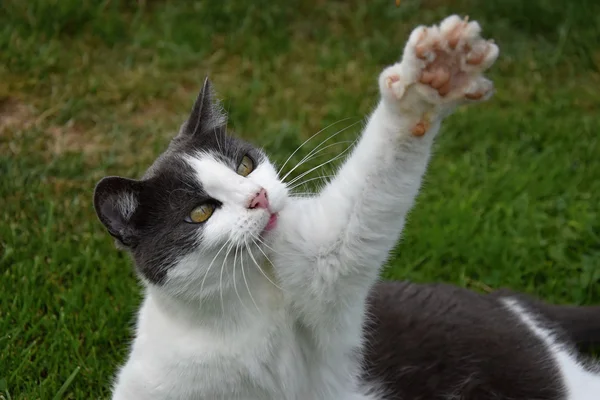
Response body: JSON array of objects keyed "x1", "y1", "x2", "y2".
[{"x1": 94, "y1": 15, "x2": 600, "y2": 400}]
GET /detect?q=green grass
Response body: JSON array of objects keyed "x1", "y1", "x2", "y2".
[{"x1": 1, "y1": 0, "x2": 600, "y2": 398}]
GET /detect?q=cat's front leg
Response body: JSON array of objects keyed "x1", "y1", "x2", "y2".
[{"x1": 273, "y1": 16, "x2": 499, "y2": 345}]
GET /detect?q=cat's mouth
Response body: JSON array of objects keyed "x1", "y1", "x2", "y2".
[{"x1": 263, "y1": 213, "x2": 278, "y2": 233}]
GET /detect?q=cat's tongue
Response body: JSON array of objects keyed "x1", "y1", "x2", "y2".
[{"x1": 264, "y1": 213, "x2": 278, "y2": 232}]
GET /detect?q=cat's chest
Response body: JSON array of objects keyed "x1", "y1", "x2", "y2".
[
  {"x1": 127, "y1": 293, "x2": 366, "y2": 399},
  {"x1": 139, "y1": 317, "x2": 314, "y2": 398}
]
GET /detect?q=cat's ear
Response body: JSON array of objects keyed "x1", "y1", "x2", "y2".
[
  {"x1": 179, "y1": 76, "x2": 227, "y2": 138},
  {"x1": 93, "y1": 176, "x2": 142, "y2": 248}
]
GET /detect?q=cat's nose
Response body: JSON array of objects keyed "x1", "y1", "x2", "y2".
[{"x1": 248, "y1": 188, "x2": 269, "y2": 210}]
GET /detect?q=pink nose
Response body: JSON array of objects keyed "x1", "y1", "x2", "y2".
[{"x1": 248, "y1": 188, "x2": 269, "y2": 210}]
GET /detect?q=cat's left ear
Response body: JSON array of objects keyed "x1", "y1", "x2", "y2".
[
  {"x1": 179, "y1": 76, "x2": 227, "y2": 137},
  {"x1": 93, "y1": 176, "x2": 142, "y2": 248}
]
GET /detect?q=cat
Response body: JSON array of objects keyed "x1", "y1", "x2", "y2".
[{"x1": 93, "y1": 15, "x2": 600, "y2": 400}]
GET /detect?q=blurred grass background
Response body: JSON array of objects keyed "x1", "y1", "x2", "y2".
[{"x1": 1, "y1": 0, "x2": 599, "y2": 398}]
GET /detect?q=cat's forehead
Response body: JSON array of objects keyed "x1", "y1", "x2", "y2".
[{"x1": 143, "y1": 130, "x2": 262, "y2": 180}]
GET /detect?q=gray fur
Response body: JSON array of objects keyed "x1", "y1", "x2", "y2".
[
  {"x1": 362, "y1": 281, "x2": 600, "y2": 399},
  {"x1": 94, "y1": 78, "x2": 264, "y2": 284}
]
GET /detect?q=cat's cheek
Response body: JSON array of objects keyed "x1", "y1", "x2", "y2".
[
  {"x1": 198, "y1": 218, "x2": 232, "y2": 249},
  {"x1": 269, "y1": 186, "x2": 289, "y2": 213}
]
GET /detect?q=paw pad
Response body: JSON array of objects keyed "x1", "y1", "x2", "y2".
[
  {"x1": 379, "y1": 14, "x2": 499, "y2": 114},
  {"x1": 413, "y1": 16, "x2": 498, "y2": 100},
  {"x1": 411, "y1": 120, "x2": 430, "y2": 137}
]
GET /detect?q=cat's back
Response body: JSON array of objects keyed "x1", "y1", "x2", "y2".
[{"x1": 362, "y1": 281, "x2": 571, "y2": 399}]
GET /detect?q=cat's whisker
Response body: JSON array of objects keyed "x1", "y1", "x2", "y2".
[
  {"x1": 290, "y1": 168, "x2": 334, "y2": 194},
  {"x1": 277, "y1": 117, "x2": 355, "y2": 177},
  {"x1": 288, "y1": 175, "x2": 334, "y2": 192},
  {"x1": 232, "y1": 244, "x2": 250, "y2": 314},
  {"x1": 219, "y1": 241, "x2": 236, "y2": 316},
  {"x1": 286, "y1": 135, "x2": 359, "y2": 187},
  {"x1": 200, "y1": 239, "x2": 231, "y2": 294},
  {"x1": 286, "y1": 140, "x2": 355, "y2": 181},
  {"x1": 287, "y1": 136, "x2": 355, "y2": 171},
  {"x1": 290, "y1": 192, "x2": 316, "y2": 197},
  {"x1": 248, "y1": 239, "x2": 286, "y2": 292},
  {"x1": 285, "y1": 154, "x2": 341, "y2": 188},
  {"x1": 281, "y1": 120, "x2": 361, "y2": 182},
  {"x1": 251, "y1": 238, "x2": 279, "y2": 276},
  {"x1": 285, "y1": 148, "x2": 352, "y2": 188},
  {"x1": 250, "y1": 233, "x2": 292, "y2": 257},
  {"x1": 241, "y1": 241, "x2": 262, "y2": 315}
]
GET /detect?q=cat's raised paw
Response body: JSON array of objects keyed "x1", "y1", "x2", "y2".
[{"x1": 379, "y1": 15, "x2": 499, "y2": 111}]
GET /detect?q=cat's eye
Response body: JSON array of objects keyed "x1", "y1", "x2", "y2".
[
  {"x1": 187, "y1": 203, "x2": 215, "y2": 223},
  {"x1": 237, "y1": 155, "x2": 254, "y2": 177}
]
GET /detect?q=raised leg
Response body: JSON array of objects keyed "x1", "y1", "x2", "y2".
[{"x1": 273, "y1": 15, "x2": 499, "y2": 347}]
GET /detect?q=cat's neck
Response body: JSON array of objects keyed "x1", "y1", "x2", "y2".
[{"x1": 145, "y1": 262, "x2": 284, "y2": 332}]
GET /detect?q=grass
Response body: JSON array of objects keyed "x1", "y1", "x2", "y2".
[{"x1": 1, "y1": 0, "x2": 599, "y2": 398}]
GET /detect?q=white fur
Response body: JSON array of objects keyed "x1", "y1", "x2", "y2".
[
  {"x1": 117, "y1": 192, "x2": 137, "y2": 221},
  {"x1": 502, "y1": 298, "x2": 600, "y2": 400},
  {"x1": 108, "y1": 15, "x2": 594, "y2": 400}
]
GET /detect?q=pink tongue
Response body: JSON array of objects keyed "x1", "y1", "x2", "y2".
[{"x1": 264, "y1": 214, "x2": 278, "y2": 231}]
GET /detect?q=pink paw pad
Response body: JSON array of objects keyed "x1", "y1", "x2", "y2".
[{"x1": 412, "y1": 15, "x2": 498, "y2": 101}]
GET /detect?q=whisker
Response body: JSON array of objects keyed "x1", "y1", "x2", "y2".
[
  {"x1": 241, "y1": 241, "x2": 262, "y2": 314},
  {"x1": 288, "y1": 175, "x2": 334, "y2": 192},
  {"x1": 232, "y1": 245, "x2": 250, "y2": 314},
  {"x1": 286, "y1": 135, "x2": 359, "y2": 187},
  {"x1": 286, "y1": 148, "x2": 349, "y2": 188},
  {"x1": 285, "y1": 140, "x2": 354, "y2": 182},
  {"x1": 248, "y1": 239, "x2": 286, "y2": 292},
  {"x1": 291, "y1": 140, "x2": 354, "y2": 173},
  {"x1": 200, "y1": 239, "x2": 231, "y2": 294},
  {"x1": 277, "y1": 117, "x2": 355, "y2": 176},
  {"x1": 251, "y1": 233, "x2": 291, "y2": 257},
  {"x1": 219, "y1": 242, "x2": 235, "y2": 316},
  {"x1": 290, "y1": 193, "x2": 316, "y2": 197},
  {"x1": 252, "y1": 239, "x2": 279, "y2": 277},
  {"x1": 281, "y1": 120, "x2": 362, "y2": 182}
]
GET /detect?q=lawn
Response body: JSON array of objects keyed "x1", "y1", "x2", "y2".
[{"x1": 1, "y1": 0, "x2": 599, "y2": 398}]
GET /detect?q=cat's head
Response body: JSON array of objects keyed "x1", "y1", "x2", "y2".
[{"x1": 93, "y1": 78, "x2": 288, "y2": 296}]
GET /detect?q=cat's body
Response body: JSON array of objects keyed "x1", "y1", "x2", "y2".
[
  {"x1": 115, "y1": 278, "x2": 370, "y2": 400},
  {"x1": 365, "y1": 281, "x2": 600, "y2": 400},
  {"x1": 94, "y1": 16, "x2": 600, "y2": 400},
  {"x1": 113, "y1": 279, "x2": 600, "y2": 400}
]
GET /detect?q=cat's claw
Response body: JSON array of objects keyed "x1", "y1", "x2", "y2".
[{"x1": 379, "y1": 15, "x2": 499, "y2": 134}]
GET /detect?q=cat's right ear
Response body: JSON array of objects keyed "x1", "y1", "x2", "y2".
[
  {"x1": 178, "y1": 76, "x2": 227, "y2": 138},
  {"x1": 93, "y1": 176, "x2": 142, "y2": 248}
]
